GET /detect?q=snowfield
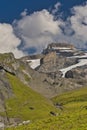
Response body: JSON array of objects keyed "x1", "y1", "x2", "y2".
[
  {"x1": 27, "y1": 59, "x2": 40, "y2": 69},
  {"x1": 68, "y1": 53, "x2": 87, "y2": 58},
  {"x1": 26, "y1": 53, "x2": 87, "y2": 78},
  {"x1": 60, "y1": 58, "x2": 87, "y2": 77},
  {"x1": 59, "y1": 49, "x2": 74, "y2": 52},
  {"x1": 52, "y1": 47, "x2": 73, "y2": 50}
]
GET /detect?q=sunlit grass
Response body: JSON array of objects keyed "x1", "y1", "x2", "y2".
[
  {"x1": 6, "y1": 86, "x2": 87, "y2": 130},
  {"x1": 5, "y1": 73, "x2": 57, "y2": 121}
]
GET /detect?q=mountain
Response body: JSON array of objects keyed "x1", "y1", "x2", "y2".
[
  {"x1": 0, "y1": 52, "x2": 57, "y2": 128},
  {"x1": 22, "y1": 43, "x2": 87, "y2": 94},
  {"x1": 42, "y1": 43, "x2": 83, "y2": 56},
  {"x1": 0, "y1": 43, "x2": 87, "y2": 129}
]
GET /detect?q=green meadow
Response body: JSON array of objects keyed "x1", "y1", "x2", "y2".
[
  {"x1": 5, "y1": 73, "x2": 57, "y2": 121},
  {"x1": 6, "y1": 81, "x2": 87, "y2": 130}
]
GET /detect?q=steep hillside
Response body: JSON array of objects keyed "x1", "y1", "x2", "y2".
[
  {"x1": 0, "y1": 53, "x2": 57, "y2": 127},
  {"x1": 6, "y1": 87, "x2": 87, "y2": 130},
  {"x1": 5, "y1": 73, "x2": 56, "y2": 123},
  {"x1": 0, "y1": 71, "x2": 57, "y2": 126}
]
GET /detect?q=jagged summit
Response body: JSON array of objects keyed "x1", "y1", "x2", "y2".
[
  {"x1": 42, "y1": 43, "x2": 76, "y2": 55},
  {"x1": 47, "y1": 43, "x2": 75, "y2": 49}
]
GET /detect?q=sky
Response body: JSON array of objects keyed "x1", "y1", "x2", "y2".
[{"x1": 0, "y1": 0, "x2": 87, "y2": 58}]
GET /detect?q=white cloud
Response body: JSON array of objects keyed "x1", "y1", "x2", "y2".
[
  {"x1": 21, "y1": 9, "x2": 28, "y2": 17},
  {"x1": 70, "y1": 3, "x2": 87, "y2": 44},
  {"x1": 13, "y1": 9, "x2": 63, "y2": 53},
  {"x1": 12, "y1": 2, "x2": 87, "y2": 54},
  {"x1": 51, "y1": 2, "x2": 87, "y2": 49},
  {"x1": 0, "y1": 23, "x2": 24, "y2": 58},
  {"x1": 52, "y1": 2, "x2": 61, "y2": 14}
]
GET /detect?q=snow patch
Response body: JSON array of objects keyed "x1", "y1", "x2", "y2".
[
  {"x1": 59, "y1": 49, "x2": 74, "y2": 52},
  {"x1": 27, "y1": 59, "x2": 40, "y2": 69},
  {"x1": 60, "y1": 58, "x2": 87, "y2": 77},
  {"x1": 68, "y1": 53, "x2": 87, "y2": 58},
  {"x1": 52, "y1": 47, "x2": 72, "y2": 50}
]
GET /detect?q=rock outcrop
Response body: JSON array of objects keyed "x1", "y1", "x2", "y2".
[
  {"x1": 37, "y1": 51, "x2": 77, "y2": 75},
  {"x1": 38, "y1": 52, "x2": 57, "y2": 73},
  {"x1": 65, "y1": 70, "x2": 73, "y2": 78},
  {"x1": 74, "y1": 66, "x2": 87, "y2": 79},
  {"x1": 42, "y1": 43, "x2": 84, "y2": 57}
]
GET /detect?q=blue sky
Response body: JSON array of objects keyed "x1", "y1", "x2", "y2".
[
  {"x1": 0, "y1": 0, "x2": 87, "y2": 57},
  {"x1": 0, "y1": 0, "x2": 86, "y2": 23}
]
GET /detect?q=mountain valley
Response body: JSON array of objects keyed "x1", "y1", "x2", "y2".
[{"x1": 0, "y1": 43, "x2": 87, "y2": 129}]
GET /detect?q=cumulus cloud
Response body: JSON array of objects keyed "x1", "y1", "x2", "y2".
[
  {"x1": 52, "y1": 2, "x2": 61, "y2": 14},
  {"x1": 13, "y1": 2, "x2": 87, "y2": 54},
  {"x1": 0, "y1": 1, "x2": 86, "y2": 57},
  {"x1": 13, "y1": 9, "x2": 63, "y2": 53},
  {"x1": 59, "y1": 2, "x2": 87, "y2": 49},
  {"x1": 20, "y1": 9, "x2": 28, "y2": 17},
  {"x1": 0, "y1": 23, "x2": 24, "y2": 58},
  {"x1": 70, "y1": 3, "x2": 87, "y2": 44},
  {"x1": 0, "y1": 1, "x2": 86, "y2": 58}
]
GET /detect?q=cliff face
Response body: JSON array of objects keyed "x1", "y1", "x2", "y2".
[
  {"x1": 47, "y1": 43, "x2": 75, "y2": 49},
  {"x1": 43, "y1": 43, "x2": 75, "y2": 55},
  {"x1": 38, "y1": 51, "x2": 77, "y2": 73},
  {"x1": 38, "y1": 52, "x2": 57, "y2": 73}
]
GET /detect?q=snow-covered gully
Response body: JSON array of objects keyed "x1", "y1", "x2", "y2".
[
  {"x1": 26, "y1": 53, "x2": 87, "y2": 78},
  {"x1": 60, "y1": 57, "x2": 87, "y2": 77}
]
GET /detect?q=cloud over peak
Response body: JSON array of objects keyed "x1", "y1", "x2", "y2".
[
  {"x1": 0, "y1": 2, "x2": 87, "y2": 57},
  {"x1": 13, "y1": 9, "x2": 63, "y2": 53}
]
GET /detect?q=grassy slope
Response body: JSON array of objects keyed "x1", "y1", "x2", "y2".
[
  {"x1": 6, "y1": 86, "x2": 87, "y2": 130},
  {"x1": 5, "y1": 73, "x2": 57, "y2": 121}
]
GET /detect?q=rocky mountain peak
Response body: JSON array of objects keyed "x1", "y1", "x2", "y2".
[
  {"x1": 47, "y1": 43, "x2": 75, "y2": 49},
  {"x1": 43, "y1": 43, "x2": 76, "y2": 55}
]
